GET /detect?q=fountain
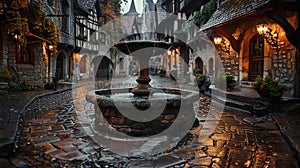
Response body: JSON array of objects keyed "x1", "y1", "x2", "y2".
[{"x1": 86, "y1": 33, "x2": 199, "y2": 156}]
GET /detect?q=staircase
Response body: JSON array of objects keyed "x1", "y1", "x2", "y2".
[{"x1": 207, "y1": 87, "x2": 260, "y2": 116}]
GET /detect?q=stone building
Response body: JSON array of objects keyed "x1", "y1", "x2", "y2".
[
  {"x1": 0, "y1": 0, "x2": 62, "y2": 88},
  {"x1": 200, "y1": 0, "x2": 299, "y2": 97},
  {"x1": 42, "y1": 0, "x2": 75, "y2": 83}
]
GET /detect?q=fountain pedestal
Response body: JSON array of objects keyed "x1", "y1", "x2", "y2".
[
  {"x1": 131, "y1": 56, "x2": 153, "y2": 96},
  {"x1": 86, "y1": 41, "x2": 199, "y2": 137}
]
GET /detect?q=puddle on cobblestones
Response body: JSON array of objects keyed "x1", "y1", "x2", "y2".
[{"x1": 10, "y1": 96, "x2": 298, "y2": 167}]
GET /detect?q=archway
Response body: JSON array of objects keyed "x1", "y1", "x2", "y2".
[
  {"x1": 92, "y1": 56, "x2": 113, "y2": 80},
  {"x1": 56, "y1": 53, "x2": 65, "y2": 80},
  {"x1": 80, "y1": 55, "x2": 87, "y2": 73},
  {"x1": 195, "y1": 57, "x2": 204, "y2": 74}
]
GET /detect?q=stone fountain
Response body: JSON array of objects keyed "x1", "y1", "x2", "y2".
[{"x1": 86, "y1": 33, "x2": 199, "y2": 156}]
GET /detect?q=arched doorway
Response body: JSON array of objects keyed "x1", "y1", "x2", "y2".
[
  {"x1": 93, "y1": 56, "x2": 113, "y2": 80},
  {"x1": 249, "y1": 35, "x2": 264, "y2": 81},
  {"x1": 80, "y1": 55, "x2": 87, "y2": 73},
  {"x1": 56, "y1": 53, "x2": 65, "y2": 80},
  {"x1": 195, "y1": 57, "x2": 204, "y2": 74}
]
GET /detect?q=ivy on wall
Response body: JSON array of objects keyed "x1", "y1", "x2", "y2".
[
  {"x1": 177, "y1": 0, "x2": 217, "y2": 36},
  {"x1": 0, "y1": 0, "x2": 59, "y2": 52},
  {"x1": 200, "y1": 0, "x2": 217, "y2": 24}
]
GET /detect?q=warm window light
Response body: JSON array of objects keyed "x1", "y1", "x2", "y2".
[
  {"x1": 256, "y1": 23, "x2": 269, "y2": 36},
  {"x1": 213, "y1": 36, "x2": 222, "y2": 45}
]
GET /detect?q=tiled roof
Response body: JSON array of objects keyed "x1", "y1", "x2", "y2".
[
  {"x1": 77, "y1": 0, "x2": 95, "y2": 10},
  {"x1": 200, "y1": 0, "x2": 272, "y2": 31}
]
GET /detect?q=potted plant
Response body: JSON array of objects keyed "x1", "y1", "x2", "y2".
[
  {"x1": 253, "y1": 76, "x2": 286, "y2": 101},
  {"x1": 225, "y1": 75, "x2": 236, "y2": 91},
  {"x1": 0, "y1": 65, "x2": 12, "y2": 89}
]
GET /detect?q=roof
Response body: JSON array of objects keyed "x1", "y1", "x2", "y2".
[
  {"x1": 200, "y1": 0, "x2": 272, "y2": 31},
  {"x1": 124, "y1": 0, "x2": 139, "y2": 16},
  {"x1": 77, "y1": 0, "x2": 95, "y2": 11}
]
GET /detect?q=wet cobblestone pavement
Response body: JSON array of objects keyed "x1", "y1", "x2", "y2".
[{"x1": 12, "y1": 93, "x2": 298, "y2": 167}]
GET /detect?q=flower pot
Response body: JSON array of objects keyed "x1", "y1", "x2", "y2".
[
  {"x1": 252, "y1": 105, "x2": 269, "y2": 116},
  {"x1": 256, "y1": 90, "x2": 282, "y2": 101}
]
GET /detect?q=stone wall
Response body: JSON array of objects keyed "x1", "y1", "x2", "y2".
[
  {"x1": 271, "y1": 48, "x2": 297, "y2": 96},
  {"x1": 17, "y1": 43, "x2": 45, "y2": 87},
  {"x1": 220, "y1": 53, "x2": 239, "y2": 77}
]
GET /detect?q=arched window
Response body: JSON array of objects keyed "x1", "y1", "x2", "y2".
[
  {"x1": 99, "y1": 32, "x2": 106, "y2": 45},
  {"x1": 16, "y1": 45, "x2": 33, "y2": 64},
  {"x1": 195, "y1": 57, "x2": 204, "y2": 74}
]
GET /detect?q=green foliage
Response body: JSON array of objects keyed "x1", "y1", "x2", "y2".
[
  {"x1": 195, "y1": 74, "x2": 207, "y2": 82},
  {"x1": 0, "y1": 65, "x2": 12, "y2": 82},
  {"x1": 253, "y1": 76, "x2": 286, "y2": 98},
  {"x1": 180, "y1": 0, "x2": 216, "y2": 34},
  {"x1": 201, "y1": 0, "x2": 217, "y2": 24},
  {"x1": 225, "y1": 75, "x2": 236, "y2": 90},
  {"x1": 191, "y1": 11, "x2": 202, "y2": 26},
  {"x1": 2, "y1": 1, "x2": 59, "y2": 50},
  {"x1": 225, "y1": 75, "x2": 236, "y2": 84}
]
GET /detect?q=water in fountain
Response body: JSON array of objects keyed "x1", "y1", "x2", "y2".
[{"x1": 86, "y1": 31, "x2": 200, "y2": 157}]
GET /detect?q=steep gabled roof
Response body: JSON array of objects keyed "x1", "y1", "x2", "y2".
[
  {"x1": 200, "y1": 0, "x2": 273, "y2": 31},
  {"x1": 124, "y1": 0, "x2": 139, "y2": 16}
]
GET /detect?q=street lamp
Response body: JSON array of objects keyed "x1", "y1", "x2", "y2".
[
  {"x1": 256, "y1": 22, "x2": 278, "y2": 47},
  {"x1": 213, "y1": 36, "x2": 230, "y2": 53}
]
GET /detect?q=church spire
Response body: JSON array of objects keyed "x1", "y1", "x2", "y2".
[{"x1": 124, "y1": 0, "x2": 139, "y2": 16}]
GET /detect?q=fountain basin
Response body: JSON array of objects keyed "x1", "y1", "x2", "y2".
[{"x1": 86, "y1": 88, "x2": 199, "y2": 137}]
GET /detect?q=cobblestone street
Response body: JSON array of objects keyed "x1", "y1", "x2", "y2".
[{"x1": 4, "y1": 77, "x2": 298, "y2": 167}]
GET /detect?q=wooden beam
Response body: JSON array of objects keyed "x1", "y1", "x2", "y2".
[
  {"x1": 27, "y1": 32, "x2": 51, "y2": 44},
  {"x1": 266, "y1": 11, "x2": 300, "y2": 48},
  {"x1": 214, "y1": 28, "x2": 241, "y2": 53}
]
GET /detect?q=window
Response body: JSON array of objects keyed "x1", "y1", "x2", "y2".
[
  {"x1": 249, "y1": 35, "x2": 264, "y2": 81},
  {"x1": 47, "y1": 0, "x2": 55, "y2": 7},
  {"x1": 16, "y1": 44, "x2": 33, "y2": 64},
  {"x1": 80, "y1": 56, "x2": 87, "y2": 73},
  {"x1": 61, "y1": 0, "x2": 69, "y2": 32},
  {"x1": 99, "y1": 32, "x2": 106, "y2": 45}
]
